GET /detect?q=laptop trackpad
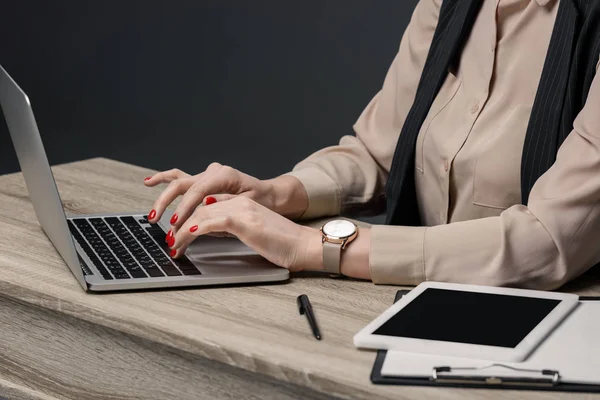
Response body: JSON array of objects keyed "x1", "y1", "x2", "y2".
[
  {"x1": 184, "y1": 235, "x2": 282, "y2": 274},
  {"x1": 186, "y1": 234, "x2": 258, "y2": 259}
]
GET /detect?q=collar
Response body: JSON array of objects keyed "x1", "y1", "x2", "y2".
[{"x1": 536, "y1": 0, "x2": 551, "y2": 6}]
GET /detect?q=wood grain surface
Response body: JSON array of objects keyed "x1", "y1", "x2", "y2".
[
  {"x1": 0, "y1": 158, "x2": 599, "y2": 400},
  {"x1": 0, "y1": 295, "x2": 337, "y2": 400}
]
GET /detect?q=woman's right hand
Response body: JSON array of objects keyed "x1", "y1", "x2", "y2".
[{"x1": 143, "y1": 162, "x2": 308, "y2": 227}]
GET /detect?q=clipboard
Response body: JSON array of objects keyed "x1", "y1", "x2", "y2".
[{"x1": 370, "y1": 290, "x2": 600, "y2": 393}]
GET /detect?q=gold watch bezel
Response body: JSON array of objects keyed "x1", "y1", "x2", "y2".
[{"x1": 320, "y1": 221, "x2": 358, "y2": 250}]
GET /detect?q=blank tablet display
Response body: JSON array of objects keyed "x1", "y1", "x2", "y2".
[{"x1": 372, "y1": 288, "x2": 560, "y2": 348}]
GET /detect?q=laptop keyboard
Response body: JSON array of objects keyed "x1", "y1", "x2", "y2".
[{"x1": 68, "y1": 216, "x2": 201, "y2": 280}]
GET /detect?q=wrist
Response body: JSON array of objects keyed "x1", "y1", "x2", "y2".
[
  {"x1": 340, "y1": 228, "x2": 371, "y2": 280},
  {"x1": 303, "y1": 227, "x2": 325, "y2": 271},
  {"x1": 266, "y1": 175, "x2": 309, "y2": 219},
  {"x1": 298, "y1": 225, "x2": 371, "y2": 279}
]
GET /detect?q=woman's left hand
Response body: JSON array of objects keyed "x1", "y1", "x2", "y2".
[{"x1": 168, "y1": 196, "x2": 323, "y2": 272}]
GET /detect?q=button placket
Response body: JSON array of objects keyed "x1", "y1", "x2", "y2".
[{"x1": 439, "y1": 157, "x2": 450, "y2": 224}]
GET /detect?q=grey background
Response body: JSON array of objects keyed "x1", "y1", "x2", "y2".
[{"x1": 0, "y1": 1, "x2": 418, "y2": 179}]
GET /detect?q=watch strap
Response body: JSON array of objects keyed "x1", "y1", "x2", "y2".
[{"x1": 323, "y1": 241, "x2": 342, "y2": 275}]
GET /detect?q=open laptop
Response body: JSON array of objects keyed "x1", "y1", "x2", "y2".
[{"x1": 0, "y1": 64, "x2": 289, "y2": 292}]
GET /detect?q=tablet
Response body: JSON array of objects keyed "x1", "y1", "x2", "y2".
[{"x1": 353, "y1": 282, "x2": 579, "y2": 362}]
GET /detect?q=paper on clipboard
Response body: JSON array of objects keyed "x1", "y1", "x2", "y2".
[{"x1": 381, "y1": 301, "x2": 600, "y2": 385}]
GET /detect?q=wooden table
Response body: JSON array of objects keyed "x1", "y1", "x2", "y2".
[{"x1": 1, "y1": 158, "x2": 599, "y2": 400}]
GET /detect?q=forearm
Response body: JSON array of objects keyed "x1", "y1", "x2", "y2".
[
  {"x1": 266, "y1": 175, "x2": 309, "y2": 219},
  {"x1": 285, "y1": 135, "x2": 387, "y2": 220},
  {"x1": 365, "y1": 201, "x2": 597, "y2": 289}
]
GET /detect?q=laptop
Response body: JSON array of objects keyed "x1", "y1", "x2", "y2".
[{"x1": 0, "y1": 64, "x2": 289, "y2": 292}]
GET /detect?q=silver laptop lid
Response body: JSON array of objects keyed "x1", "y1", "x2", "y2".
[{"x1": 0, "y1": 65, "x2": 87, "y2": 290}]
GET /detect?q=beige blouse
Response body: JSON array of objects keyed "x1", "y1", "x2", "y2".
[{"x1": 287, "y1": 0, "x2": 600, "y2": 290}]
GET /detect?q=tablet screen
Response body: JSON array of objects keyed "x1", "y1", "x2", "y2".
[{"x1": 372, "y1": 288, "x2": 560, "y2": 348}]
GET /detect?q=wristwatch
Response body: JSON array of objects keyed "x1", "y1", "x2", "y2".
[{"x1": 320, "y1": 219, "x2": 358, "y2": 276}]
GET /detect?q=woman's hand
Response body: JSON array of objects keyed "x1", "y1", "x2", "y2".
[
  {"x1": 168, "y1": 196, "x2": 323, "y2": 272},
  {"x1": 143, "y1": 163, "x2": 308, "y2": 226}
]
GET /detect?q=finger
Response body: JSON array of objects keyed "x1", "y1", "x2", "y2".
[
  {"x1": 163, "y1": 163, "x2": 226, "y2": 226},
  {"x1": 169, "y1": 226, "x2": 231, "y2": 259},
  {"x1": 171, "y1": 166, "x2": 240, "y2": 228},
  {"x1": 173, "y1": 215, "x2": 237, "y2": 251},
  {"x1": 172, "y1": 199, "x2": 246, "y2": 251},
  {"x1": 149, "y1": 177, "x2": 195, "y2": 223},
  {"x1": 172, "y1": 198, "x2": 232, "y2": 238},
  {"x1": 170, "y1": 242, "x2": 189, "y2": 259},
  {"x1": 165, "y1": 225, "x2": 178, "y2": 247},
  {"x1": 199, "y1": 198, "x2": 238, "y2": 238},
  {"x1": 143, "y1": 168, "x2": 190, "y2": 187},
  {"x1": 166, "y1": 225, "x2": 187, "y2": 257}
]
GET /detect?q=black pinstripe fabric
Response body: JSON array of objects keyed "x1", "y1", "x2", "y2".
[
  {"x1": 385, "y1": 0, "x2": 484, "y2": 226},
  {"x1": 520, "y1": 0, "x2": 578, "y2": 204},
  {"x1": 386, "y1": 0, "x2": 600, "y2": 226}
]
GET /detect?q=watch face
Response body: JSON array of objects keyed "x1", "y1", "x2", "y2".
[{"x1": 323, "y1": 220, "x2": 357, "y2": 238}]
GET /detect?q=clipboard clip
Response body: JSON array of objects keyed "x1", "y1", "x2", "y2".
[{"x1": 431, "y1": 364, "x2": 560, "y2": 387}]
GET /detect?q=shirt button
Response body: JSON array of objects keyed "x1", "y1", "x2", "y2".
[
  {"x1": 470, "y1": 103, "x2": 479, "y2": 114},
  {"x1": 443, "y1": 159, "x2": 449, "y2": 171}
]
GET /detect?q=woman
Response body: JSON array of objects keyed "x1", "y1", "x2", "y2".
[{"x1": 145, "y1": 0, "x2": 600, "y2": 290}]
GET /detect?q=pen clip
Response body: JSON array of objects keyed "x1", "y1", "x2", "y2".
[
  {"x1": 432, "y1": 364, "x2": 560, "y2": 386},
  {"x1": 297, "y1": 295, "x2": 306, "y2": 315}
]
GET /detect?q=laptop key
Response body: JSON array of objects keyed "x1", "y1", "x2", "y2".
[
  {"x1": 102, "y1": 217, "x2": 168, "y2": 275},
  {"x1": 144, "y1": 227, "x2": 201, "y2": 275},
  {"x1": 129, "y1": 269, "x2": 148, "y2": 278},
  {"x1": 72, "y1": 219, "x2": 130, "y2": 279},
  {"x1": 173, "y1": 257, "x2": 194, "y2": 267},
  {"x1": 117, "y1": 217, "x2": 202, "y2": 277},
  {"x1": 145, "y1": 267, "x2": 165, "y2": 277},
  {"x1": 121, "y1": 216, "x2": 138, "y2": 226},
  {"x1": 69, "y1": 221, "x2": 113, "y2": 280},
  {"x1": 180, "y1": 268, "x2": 202, "y2": 276},
  {"x1": 162, "y1": 267, "x2": 182, "y2": 276}
]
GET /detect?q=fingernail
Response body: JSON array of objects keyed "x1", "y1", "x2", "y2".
[
  {"x1": 166, "y1": 230, "x2": 173, "y2": 242},
  {"x1": 170, "y1": 249, "x2": 177, "y2": 257},
  {"x1": 148, "y1": 209, "x2": 157, "y2": 220},
  {"x1": 167, "y1": 237, "x2": 175, "y2": 247},
  {"x1": 190, "y1": 225, "x2": 199, "y2": 233},
  {"x1": 144, "y1": 176, "x2": 152, "y2": 181},
  {"x1": 206, "y1": 196, "x2": 217, "y2": 205},
  {"x1": 170, "y1": 213, "x2": 178, "y2": 224}
]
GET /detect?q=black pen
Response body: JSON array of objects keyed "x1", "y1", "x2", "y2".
[{"x1": 297, "y1": 294, "x2": 321, "y2": 340}]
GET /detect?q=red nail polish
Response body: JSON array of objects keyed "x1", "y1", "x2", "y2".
[
  {"x1": 190, "y1": 225, "x2": 199, "y2": 233},
  {"x1": 144, "y1": 177, "x2": 152, "y2": 181},
  {"x1": 166, "y1": 230, "x2": 173, "y2": 242},
  {"x1": 167, "y1": 237, "x2": 175, "y2": 247},
  {"x1": 206, "y1": 196, "x2": 217, "y2": 205},
  {"x1": 170, "y1": 249, "x2": 177, "y2": 257},
  {"x1": 170, "y1": 213, "x2": 178, "y2": 224},
  {"x1": 148, "y1": 209, "x2": 157, "y2": 220}
]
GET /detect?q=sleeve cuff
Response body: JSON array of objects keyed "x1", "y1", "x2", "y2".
[
  {"x1": 284, "y1": 167, "x2": 341, "y2": 220},
  {"x1": 369, "y1": 225, "x2": 427, "y2": 285}
]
